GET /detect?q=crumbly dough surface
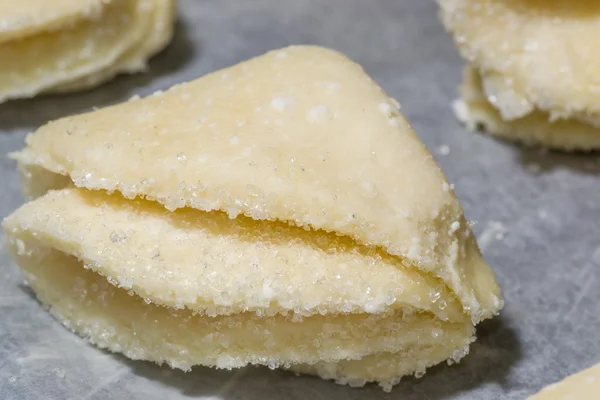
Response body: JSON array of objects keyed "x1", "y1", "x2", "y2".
[
  {"x1": 527, "y1": 363, "x2": 600, "y2": 400},
  {"x1": 0, "y1": 0, "x2": 175, "y2": 102},
  {"x1": 4, "y1": 46, "x2": 502, "y2": 389},
  {"x1": 454, "y1": 66, "x2": 600, "y2": 151},
  {"x1": 439, "y1": 0, "x2": 600, "y2": 123}
]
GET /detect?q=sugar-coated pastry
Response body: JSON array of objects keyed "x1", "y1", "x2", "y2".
[
  {"x1": 0, "y1": 0, "x2": 176, "y2": 103},
  {"x1": 453, "y1": 66, "x2": 600, "y2": 151},
  {"x1": 439, "y1": 0, "x2": 600, "y2": 150},
  {"x1": 3, "y1": 46, "x2": 503, "y2": 390}
]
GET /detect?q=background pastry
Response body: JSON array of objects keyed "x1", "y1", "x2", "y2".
[
  {"x1": 527, "y1": 362, "x2": 600, "y2": 400},
  {"x1": 0, "y1": 0, "x2": 176, "y2": 103},
  {"x1": 439, "y1": 0, "x2": 600, "y2": 150}
]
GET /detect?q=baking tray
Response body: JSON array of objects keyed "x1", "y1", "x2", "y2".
[{"x1": 1, "y1": 1, "x2": 599, "y2": 399}]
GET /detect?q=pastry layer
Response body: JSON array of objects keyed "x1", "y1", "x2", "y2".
[
  {"x1": 13, "y1": 45, "x2": 502, "y2": 323},
  {"x1": 4, "y1": 206, "x2": 474, "y2": 390}
]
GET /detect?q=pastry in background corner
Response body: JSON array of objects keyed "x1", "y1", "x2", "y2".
[
  {"x1": 527, "y1": 362, "x2": 600, "y2": 399},
  {"x1": 3, "y1": 45, "x2": 503, "y2": 391},
  {"x1": 439, "y1": 0, "x2": 600, "y2": 151},
  {"x1": 0, "y1": 0, "x2": 176, "y2": 103}
]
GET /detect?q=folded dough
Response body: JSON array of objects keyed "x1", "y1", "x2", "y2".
[
  {"x1": 454, "y1": 66, "x2": 600, "y2": 151},
  {"x1": 0, "y1": 0, "x2": 176, "y2": 103},
  {"x1": 527, "y1": 363, "x2": 600, "y2": 400},
  {"x1": 439, "y1": 0, "x2": 600, "y2": 149},
  {"x1": 3, "y1": 46, "x2": 502, "y2": 390}
]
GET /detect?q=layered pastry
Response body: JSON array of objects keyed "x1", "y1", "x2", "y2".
[
  {"x1": 3, "y1": 46, "x2": 503, "y2": 390},
  {"x1": 0, "y1": 0, "x2": 176, "y2": 103},
  {"x1": 439, "y1": 0, "x2": 600, "y2": 151}
]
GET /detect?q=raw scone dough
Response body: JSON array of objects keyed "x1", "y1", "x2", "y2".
[
  {"x1": 0, "y1": 0, "x2": 176, "y2": 103},
  {"x1": 454, "y1": 66, "x2": 600, "y2": 151},
  {"x1": 527, "y1": 362, "x2": 600, "y2": 400},
  {"x1": 439, "y1": 0, "x2": 600, "y2": 150},
  {"x1": 3, "y1": 46, "x2": 503, "y2": 390}
]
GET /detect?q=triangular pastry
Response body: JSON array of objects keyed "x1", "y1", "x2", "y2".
[
  {"x1": 439, "y1": 0, "x2": 600, "y2": 150},
  {"x1": 0, "y1": 0, "x2": 175, "y2": 103},
  {"x1": 3, "y1": 46, "x2": 502, "y2": 390}
]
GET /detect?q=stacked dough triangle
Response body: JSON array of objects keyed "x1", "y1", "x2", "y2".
[
  {"x1": 3, "y1": 46, "x2": 502, "y2": 390},
  {"x1": 0, "y1": 0, "x2": 175, "y2": 103}
]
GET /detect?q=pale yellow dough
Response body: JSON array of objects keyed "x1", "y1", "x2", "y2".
[
  {"x1": 439, "y1": 0, "x2": 600, "y2": 123},
  {"x1": 0, "y1": 0, "x2": 176, "y2": 102},
  {"x1": 0, "y1": 0, "x2": 105, "y2": 44},
  {"x1": 5, "y1": 188, "x2": 465, "y2": 321},
  {"x1": 3, "y1": 46, "x2": 503, "y2": 389},
  {"x1": 527, "y1": 363, "x2": 600, "y2": 400},
  {"x1": 454, "y1": 66, "x2": 600, "y2": 151},
  {"x1": 3, "y1": 190, "x2": 475, "y2": 388},
  {"x1": 439, "y1": 0, "x2": 600, "y2": 150}
]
